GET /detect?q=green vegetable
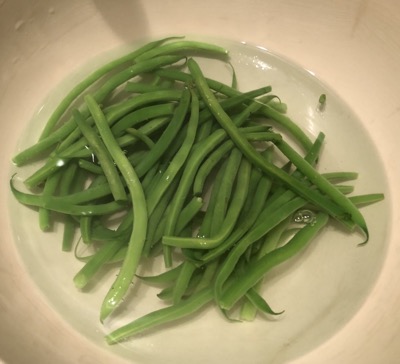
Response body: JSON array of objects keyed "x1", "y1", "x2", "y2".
[{"x1": 10, "y1": 37, "x2": 384, "y2": 344}]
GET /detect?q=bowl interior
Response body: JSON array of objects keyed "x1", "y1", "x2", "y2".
[{"x1": 8, "y1": 38, "x2": 390, "y2": 364}]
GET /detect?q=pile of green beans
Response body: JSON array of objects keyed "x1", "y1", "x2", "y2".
[{"x1": 10, "y1": 37, "x2": 384, "y2": 344}]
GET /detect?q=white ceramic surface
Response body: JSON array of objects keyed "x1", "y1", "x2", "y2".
[{"x1": 1, "y1": 1, "x2": 400, "y2": 364}]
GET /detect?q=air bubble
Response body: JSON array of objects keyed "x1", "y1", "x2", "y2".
[{"x1": 293, "y1": 209, "x2": 316, "y2": 225}]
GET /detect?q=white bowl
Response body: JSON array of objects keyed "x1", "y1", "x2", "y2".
[{"x1": 1, "y1": 1, "x2": 400, "y2": 363}]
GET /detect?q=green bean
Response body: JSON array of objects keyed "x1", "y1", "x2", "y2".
[
  {"x1": 104, "y1": 90, "x2": 181, "y2": 128},
  {"x1": 73, "y1": 109, "x2": 127, "y2": 202},
  {"x1": 78, "y1": 159, "x2": 104, "y2": 175},
  {"x1": 137, "y1": 264, "x2": 183, "y2": 285},
  {"x1": 192, "y1": 258, "x2": 220, "y2": 294},
  {"x1": 79, "y1": 176, "x2": 110, "y2": 244},
  {"x1": 141, "y1": 163, "x2": 162, "y2": 195},
  {"x1": 196, "y1": 157, "x2": 230, "y2": 239},
  {"x1": 240, "y1": 217, "x2": 291, "y2": 321},
  {"x1": 209, "y1": 149, "x2": 243, "y2": 234},
  {"x1": 321, "y1": 171, "x2": 359, "y2": 182},
  {"x1": 111, "y1": 103, "x2": 175, "y2": 136},
  {"x1": 175, "y1": 196, "x2": 203, "y2": 234},
  {"x1": 335, "y1": 185, "x2": 355, "y2": 195},
  {"x1": 258, "y1": 104, "x2": 313, "y2": 151},
  {"x1": 134, "y1": 88, "x2": 191, "y2": 179},
  {"x1": 193, "y1": 140, "x2": 234, "y2": 196},
  {"x1": 198, "y1": 87, "x2": 273, "y2": 124},
  {"x1": 187, "y1": 58, "x2": 367, "y2": 238},
  {"x1": 125, "y1": 81, "x2": 175, "y2": 93},
  {"x1": 268, "y1": 100, "x2": 287, "y2": 114},
  {"x1": 195, "y1": 119, "x2": 213, "y2": 143},
  {"x1": 38, "y1": 170, "x2": 62, "y2": 231},
  {"x1": 24, "y1": 157, "x2": 69, "y2": 189},
  {"x1": 155, "y1": 68, "x2": 248, "y2": 98},
  {"x1": 142, "y1": 177, "x2": 178, "y2": 257},
  {"x1": 244, "y1": 288, "x2": 283, "y2": 317},
  {"x1": 83, "y1": 95, "x2": 148, "y2": 321},
  {"x1": 349, "y1": 193, "x2": 384, "y2": 206},
  {"x1": 105, "y1": 287, "x2": 213, "y2": 344},
  {"x1": 135, "y1": 40, "x2": 228, "y2": 62},
  {"x1": 62, "y1": 217, "x2": 77, "y2": 252},
  {"x1": 157, "y1": 269, "x2": 203, "y2": 301},
  {"x1": 11, "y1": 186, "x2": 126, "y2": 216},
  {"x1": 59, "y1": 163, "x2": 82, "y2": 251},
  {"x1": 219, "y1": 213, "x2": 329, "y2": 310},
  {"x1": 50, "y1": 182, "x2": 113, "y2": 205},
  {"x1": 10, "y1": 180, "x2": 127, "y2": 216},
  {"x1": 125, "y1": 128, "x2": 155, "y2": 149},
  {"x1": 172, "y1": 261, "x2": 198, "y2": 304},
  {"x1": 73, "y1": 239, "x2": 126, "y2": 289},
  {"x1": 274, "y1": 139, "x2": 367, "y2": 235}
]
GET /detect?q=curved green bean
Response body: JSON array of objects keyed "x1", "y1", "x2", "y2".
[
  {"x1": 105, "y1": 287, "x2": 213, "y2": 344},
  {"x1": 83, "y1": 95, "x2": 148, "y2": 321}
]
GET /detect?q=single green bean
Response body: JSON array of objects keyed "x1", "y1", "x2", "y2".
[
  {"x1": 59, "y1": 163, "x2": 82, "y2": 251},
  {"x1": 125, "y1": 81, "x2": 175, "y2": 93},
  {"x1": 38, "y1": 170, "x2": 62, "y2": 231},
  {"x1": 135, "y1": 40, "x2": 228, "y2": 62},
  {"x1": 78, "y1": 159, "x2": 104, "y2": 175},
  {"x1": 244, "y1": 288, "x2": 283, "y2": 317},
  {"x1": 172, "y1": 261, "x2": 198, "y2": 304},
  {"x1": 209, "y1": 149, "x2": 243, "y2": 234},
  {"x1": 196, "y1": 157, "x2": 229, "y2": 239},
  {"x1": 73, "y1": 239, "x2": 126, "y2": 289},
  {"x1": 192, "y1": 139, "x2": 234, "y2": 196},
  {"x1": 134, "y1": 88, "x2": 191, "y2": 178},
  {"x1": 24, "y1": 157, "x2": 69, "y2": 189},
  {"x1": 111, "y1": 103, "x2": 175, "y2": 136},
  {"x1": 125, "y1": 128, "x2": 155, "y2": 149},
  {"x1": 10, "y1": 180, "x2": 127, "y2": 216},
  {"x1": 84, "y1": 95, "x2": 148, "y2": 321},
  {"x1": 274, "y1": 139, "x2": 367, "y2": 237},
  {"x1": 105, "y1": 287, "x2": 213, "y2": 344},
  {"x1": 79, "y1": 176, "x2": 110, "y2": 244},
  {"x1": 349, "y1": 193, "x2": 384, "y2": 206},
  {"x1": 137, "y1": 264, "x2": 183, "y2": 285}
]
